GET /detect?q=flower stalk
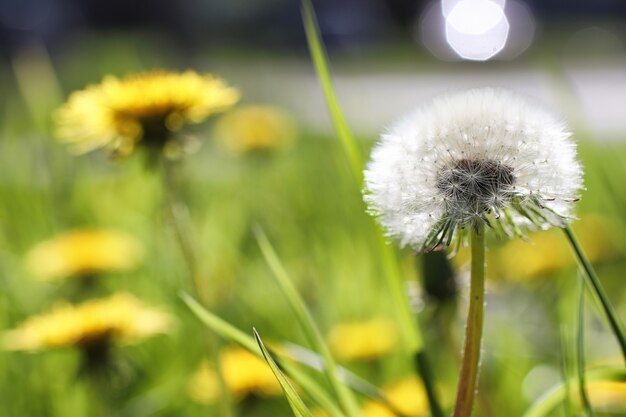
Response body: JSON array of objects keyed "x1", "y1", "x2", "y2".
[
  {"x1": 159, "y1": 158, "x2": 234, "y2": 417},
  {"x1": 563, "y1": 225, "x2": 626, "y2": 365},
  {"x1": 160, "y1": 158, "x2": 204, "y2": 299},
  {"x1": 453, "y1": 224, "x2": 485, "y2": 417}
]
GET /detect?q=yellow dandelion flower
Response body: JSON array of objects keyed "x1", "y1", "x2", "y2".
[
  {"x1": 495, "y1": 214, "x2": 617, "y2": 282},
  {"x1": 188, "y1": 346, "x2": 281, "y2": 404},
  {"x1": 362, "y1": 401, "x2": 397, "y2": 417},
  {"x1": 55, "y1": 70, "x2": 240, "y2": 155},
  {"x1": 213, "y1": 105, "x2": 297, "y2": 154},
  {"x1": 327, "y1": 319, "x2": 399, "y2": 361},
  {"x1": 3, "y1": 293, "x2": 172, "y2": 351},
  {"x1": 361, "y1": 377, "x2": 429, "y2": 417},
  {"x1": 587, "y1": 380, "x2": 626, "y2": 411},
  {"x1": 25, "y1": 229, "x2": 142, "y2": 281},
  {"x1": 188, "y1": 360, "x2": 221, "y2": 405},
  {"x1": 383, "y1": 377, "x2": 429, "y2": 417}
]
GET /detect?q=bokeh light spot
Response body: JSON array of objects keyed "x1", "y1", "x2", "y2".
[
  {"x1": 445, "y1": 0, "x2": 510, "y2": 61},
  {"x1": 447, "y1": 0, "x2": 505, "y2": 35}
]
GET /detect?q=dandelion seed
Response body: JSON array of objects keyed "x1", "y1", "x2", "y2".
[
  {"x1": 55, "y1": 70, "x2": 239, "y2": 157},
  {"x1": 364, "y1": 88, "x2": 583, "y2": 252}
]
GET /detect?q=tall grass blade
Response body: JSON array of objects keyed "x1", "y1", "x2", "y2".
[
  {"x1": 563, "y1": 225, "x2": 626, "y2": 364},
  {"x1": 300, "y1": 3, "x2": 442, "y2": 415},
  {"x1": 254, "y1": 328, "x2": 314, "y2": 417},
  {"x1": 181, "y1": 292, "x2": 347, "y2": 417},
  {"x1": 301, "y1": 0, "x2": 363, "y2": 181},
  {"x1": 254, "y1": 226, "x2": 361, "y2": 417},
  {"x1": 576, "y1": 273, "x2": 594, "y2": 417},
  {"x1": 281, "y1": 342, "x2": 386, "y2": 402}
]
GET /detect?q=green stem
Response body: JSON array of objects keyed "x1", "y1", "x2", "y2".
[
  {"x1": 414, "y1": 351, "x2": 444, "y2": 417},
  {"x1": 563, "y1": 225, "x2": 626, "y2": 364},
  {"x1": 255, "y1": 228, "x2": 360, "y2": 417},
  {"x1": 378, "y1": 233, "x2": 444, "y2": 417},
  {"x1": 159, "y1": 159, "x2": 235, "y2": 417},
  {"x1": 160, "y1": 159, "x2": 205, "y2": 300},
  {"x1": 453, "y1": 224, "x2": 485, "y2": 417},
  {"x1": 576, "y1": 273, "x2": 594, "y2": 417}
]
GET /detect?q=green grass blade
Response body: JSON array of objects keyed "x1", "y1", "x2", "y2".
[
  {"x1": 563, "y1": 225, "x2": 626, "y2": 364},
  {"x1": 301, "y1": 0, "x2": 363, "y2": 181},
  {"x1": 181, "y1": 292, "x2": 259, "y2": 353},
  {"x1": 576, "y1": 273, "x2": 594, "y2": 417},
  {"x1": 377, "y1": 233, "x2": 423, "y2": 352},
  {"x1": 254, "y1": 329, "x2": 314, "y2": 417},
  {"x1": 12, "y1": 42, "x2": 64, "y2": 132},
  {"x1": 558, "y1": 324, "x2": 576, "y2": 417},
  {"x1": 301, "y1": 0, "x2": 426, "y2": 358},
  {"x1": 522, "y1": 367, "x2": 626, "y2": 417},
  {"x1": 299, "y1": 3, "x2": 441, "y2": 415},
  {"x1": 254, "y1": 226, "x2": 361, "y2": 417},
  {"x1": 181, "y1": 292, "x2": 347, "y2": 417},
  {"x1": 281, "y1": 342, "x2": 387, "y2": 402}
]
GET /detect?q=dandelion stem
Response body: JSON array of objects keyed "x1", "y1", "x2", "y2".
[
  {"x1": 563, "y1": 225, "x2": 626, "y2": 364},
  {"x1": 453, "y1": 224, "x2": 485, "y2": 417},
  {"x1": 159, "y1": 158, "x2": 235, "y2": 417},
  {"x1": 160, "y1": 159, "x2": 205, "y2": 300}
]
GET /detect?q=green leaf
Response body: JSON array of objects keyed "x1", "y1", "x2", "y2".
[
  {"x1": 180, "y1": 292, "x2": 347, "y2": 417},
  {"x1": 254, "y1": 226, "x2": 361, "y2": 417},
  {"x1": 522, "y1": 367, "x2": 626, "y2": 417},
  {"x1": 254, "y1": 328, "x2": 314, "y2": 417}
]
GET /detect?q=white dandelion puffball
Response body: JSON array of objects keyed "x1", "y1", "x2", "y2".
[{"x1": 364, "y1": 88, "x2": 583, "y2": 251}]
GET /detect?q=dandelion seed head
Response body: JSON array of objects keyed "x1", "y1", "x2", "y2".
[{"x1": 364, "y1": 88, "x2": 583, "y2": 251}]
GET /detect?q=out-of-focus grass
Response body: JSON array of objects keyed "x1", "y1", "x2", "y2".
[{"x1": 1, "y1": 43, "x2": 626, "y2": 417}]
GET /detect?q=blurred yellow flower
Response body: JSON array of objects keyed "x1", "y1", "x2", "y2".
[
  {"x1": 327, "y1": 319, "x2": 399, "y2": 361},
  {"x1": 55, "y1": 70, "x2": 239, "y2": 155},
  {"x1": 3, "y1": 293, "x2": 172, "y2": 351},
  {"x1": 188, "y1": 346, "x2": 281, "y2": 404},
  {"x1": 311, "y1": 409, "x2": 331, "y2": 417},
  {"x1": 587, "y1": 380, "x2": 626, "y2": 410},
  {"x1": 25, "y1": 229, "x2": 142, "y2": 280},
  {"x1": 362, "y1": 376, "x2": 429, "y2": 417},
  {"x1": 362, "y1": 401, "x2": 397, "y2": 417},
  {"x1": 213, "y1": 105, "x2": 297, "y2": 154},
  {"x1": 495, "y1": 215, "x2": 617, "y2": 281}
]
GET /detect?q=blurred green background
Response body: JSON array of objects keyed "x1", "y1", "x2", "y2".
[{"x1": 1, "y1": 0, "x2": 626, "y2": 416}]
